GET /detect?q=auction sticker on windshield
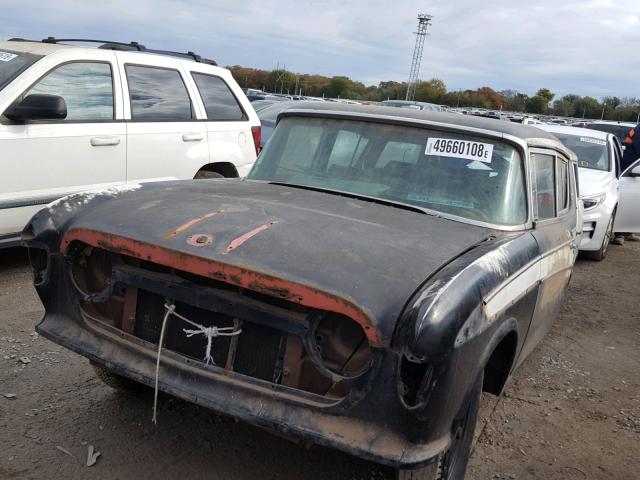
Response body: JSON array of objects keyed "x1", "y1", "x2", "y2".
[
  {"x1": 425, "y1": 138, "x2": 494, "y2": 163},
  {"x1": 580, "y1": 137, "x2": 607, "y2": 146},
  {"x1": 0, "y1": 52, "x2": 18, "y2": 62}
]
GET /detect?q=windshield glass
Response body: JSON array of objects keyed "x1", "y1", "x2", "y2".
[
  {"x1": 248, "y1": 117, "x2": 527, "y2": 225},
  {"x1": 0, "y1": 50, "x2": 41, "y2": 92},
  {"x1": 553, "y1": 133, "x2": 610, "y2": 172}
]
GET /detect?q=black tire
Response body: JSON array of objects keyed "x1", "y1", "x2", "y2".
[
  {"x1": 585, "y1": 210, "x2": 615, "y2": 262},
  {"x1": 194, "y1": 170, "x2": 224, "y2": 179},
  {"x1": 92, "y1": 364, "x2": 149, "y2": 395},
  {"x1": 396, "y1": 373, "x2": 483, "y2": 480}
]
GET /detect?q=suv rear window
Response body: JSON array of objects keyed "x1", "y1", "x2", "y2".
[
  {"x1": 125, "y1": 65, "x2": 193, "y2": 121},
  {"x1": 191, "y1": 73, "x2": 245, "y2": 121},
  {"x1": 0, "y1": 50, "x2": 41, "y2": 92}
]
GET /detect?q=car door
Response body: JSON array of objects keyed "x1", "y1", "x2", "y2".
[
  {"x1": 518, "y1": 150, "x2": 576, "y2": 363},
  {"x1": 0, "y1": 53, "x2": 125, "y2": 239},
  {"x1": 189, "y1": 69, "x2": 258, "y2": 174},
  {"x1": 116, "y1": 53, "x2": 209, "y2": 182},
  {"x1": 614, "y1": 159, "x2": 640, "y2": 233}
]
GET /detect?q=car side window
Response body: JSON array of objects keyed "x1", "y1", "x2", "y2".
[
  {"x1": 125, "y1": 65, "x2": 192, "y2": 121},
  {"x1": 26, "y1": 62, "x2": 113, "y2": 121},
  {"x1": 191, "y1": 73, "x2": 245, "y2": 121},
  {"x1": 556, "y1": 157, "x2": 569, "y2": 213},
  {"x1": 533, "y1": 153, "x2": 556, "y2": 220}
]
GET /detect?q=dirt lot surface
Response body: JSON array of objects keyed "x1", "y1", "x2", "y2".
[{"x1": 1, "y1": 242, "x2": 639, "y2": 480}]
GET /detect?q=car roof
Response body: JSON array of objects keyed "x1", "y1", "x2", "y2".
[
  {"x1": 587, "y1": 120, "x2": 636, "y2": 127},
  {"x1": 537, "y1": 124, "x2": 610, "y2": 140},
  {"x1": 258, "y1": 100, "x2": 318, "y2": 124},
  {"x1": 0, "y1": 40, "x2": 71, "y2": 56},
  {"x1": 1, "y1": 39, "x2": 219, "y2": 68},
  {"x1": 279, "y1": 102, "x2": 567, "y2": 143}
]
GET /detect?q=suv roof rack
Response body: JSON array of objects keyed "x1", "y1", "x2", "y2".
[{"x1": 8, "y1": 37, "x2": 217, "y2": 66}]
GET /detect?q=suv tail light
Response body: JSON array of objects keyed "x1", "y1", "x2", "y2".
[{"x1": 251, "y1": 126, "x2": 261, "y2": 156}]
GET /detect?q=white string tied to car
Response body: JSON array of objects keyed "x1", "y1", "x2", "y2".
[{"x1": 152, "y1": 302, "x2": 242, "y2": 424}]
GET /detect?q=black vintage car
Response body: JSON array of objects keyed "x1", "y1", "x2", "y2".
[{"x1": 24, "y1": 104, "x2": 580, "y2": 479}]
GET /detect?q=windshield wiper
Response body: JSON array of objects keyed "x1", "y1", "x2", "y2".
[{"x1": 268, "y1": 182, "x2": 435, "y2": 216}]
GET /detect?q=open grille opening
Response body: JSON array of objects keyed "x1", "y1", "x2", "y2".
[{"x1": 70, "y1": 243, "x2": 373, "y2": 400}]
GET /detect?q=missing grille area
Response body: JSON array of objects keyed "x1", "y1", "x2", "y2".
[{"x1": 73, "y1": 246, "x2": 373, "y2": 400}]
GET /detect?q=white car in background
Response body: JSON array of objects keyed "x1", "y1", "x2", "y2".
[
  {"x1": 0, "y1": 38, "x2": 261, "y2": 247},
  {"x1": 538, "y1": 124, "x2": 640, "y2": 260}
]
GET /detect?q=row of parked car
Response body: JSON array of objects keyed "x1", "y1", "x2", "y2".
[{"x1": 3, "y1": 38, "x2": 640, "y2": 480}]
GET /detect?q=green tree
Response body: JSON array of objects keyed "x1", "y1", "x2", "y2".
[
  {"x1": 299, "y1": 74, "x2": 330, "y2": 96},
  {"x1": 377, "y1": 81, "x2": 407, "y2": 101},
  {"x1": 414, "y1": 79, "x2": 446, "y2": 103},
  {"x1": 500, "y1": 90, "x2": 529, "y2": 112},
  {"x1": 602, "y1": 96, "x2": 621, "y2": 110},
  {"x1": 575, "y1": 96, "x2": 601, "y2": 118},
  {"x1": 526, "y1": 96, "x2": 548, "y2": 114},
  {"x1": 552, "y1": 94, "x2": 581, "y2": 117},
  {"x1": 325, "y1": 76, "x2": 355, "y2": 98},
  {"x1": 266, "y1": 69, "x2": 297, "y2": 94},
  {"x1": 536, "y1": 88, "x2": 555, "y2": 104},
  {"x1": 526, "y1": 88, "x2": 555, "y2": 114}
]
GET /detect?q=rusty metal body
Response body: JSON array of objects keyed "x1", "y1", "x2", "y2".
[{"x1": 23, "y1": 107, "x2": 579, "y2": 470}]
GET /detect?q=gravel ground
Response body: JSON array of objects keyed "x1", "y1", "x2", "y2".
[{"x1": 0, "y1": 242, "x2": 638, "y2": 480}]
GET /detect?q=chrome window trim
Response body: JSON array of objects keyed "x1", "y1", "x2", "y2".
[{"x1": 556, "y1": 155, "x2": 571, "y2": 216}]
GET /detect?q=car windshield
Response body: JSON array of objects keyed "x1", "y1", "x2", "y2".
[
  {"x1": 248, "y1": 117, "x2": 527, "y2": 225},
  {"x1": 553, "y1": 133, "x2": 610, "y2": 172},
  {"x1": 0, "y1": 49, "x2": 41, "y2": 91}
]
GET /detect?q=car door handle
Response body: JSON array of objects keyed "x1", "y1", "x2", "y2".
[
  {"x1": 90, "y1": 136, "x2": 121, "y2": 147},
  {"x1": 182, "y1": 133, "x2": 203, "y2": 142}
]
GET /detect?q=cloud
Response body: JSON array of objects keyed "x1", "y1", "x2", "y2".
[{"x1": 2, "y1": 0, "x2": 638, "y2": 98}]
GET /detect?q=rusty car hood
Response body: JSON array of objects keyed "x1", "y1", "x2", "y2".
[{"x1": 41, "y1": 179, "x2": 495, "y2": 346}]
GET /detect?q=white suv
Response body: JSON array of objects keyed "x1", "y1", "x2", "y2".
[{"x1": 0, "y1": 38, "x2": 261, "y2": 247}]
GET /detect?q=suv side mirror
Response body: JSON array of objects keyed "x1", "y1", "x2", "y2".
[
  {"x1": 630, "y1": 165, "x2": 640, "y2": 177},
  {"x1": 4, "y1": 94, "x2": 67, "y2": 122}
]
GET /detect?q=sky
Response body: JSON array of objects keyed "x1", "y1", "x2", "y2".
[{"x1": 2, "y1": 0, "x2": 638, "y2": 99}]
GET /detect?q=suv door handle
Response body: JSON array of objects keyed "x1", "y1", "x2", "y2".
[
  {"x1": 182, "y1": 133, "x2": 203, "y2": 142},
  {"x1": 90, "y1": 136, "x2": 121, "y2": 147}
]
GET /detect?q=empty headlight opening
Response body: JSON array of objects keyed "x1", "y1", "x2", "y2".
[
  {"x1": 68, "y1": 243, "x2": 113, "y2": 297},
  {"x1": 303, "y1": 312, "x2": 373, "y2": 382}
]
